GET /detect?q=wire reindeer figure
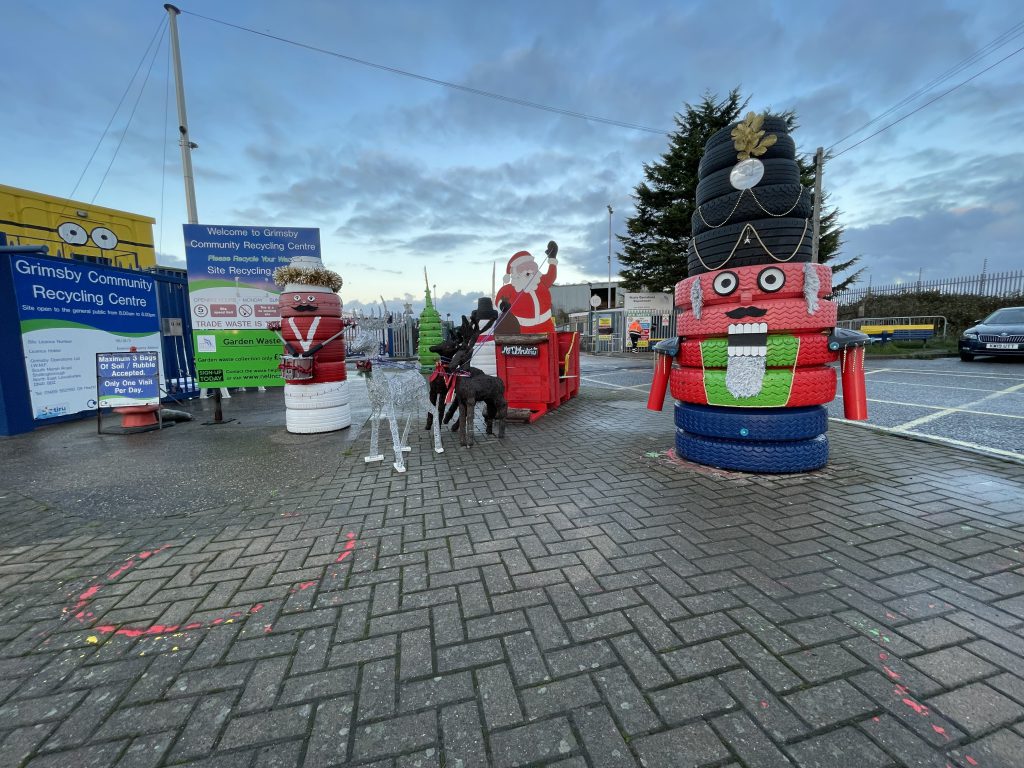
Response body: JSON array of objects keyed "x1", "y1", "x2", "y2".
[{"x1": 350, "y1": 326, "x2": 443, "y2": 473}]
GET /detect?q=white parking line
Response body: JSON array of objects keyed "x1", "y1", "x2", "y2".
[
  {"x1": 834, "y1": 394, "x2": 1024, "y2": 420},
  {"x1": 894, "y1": 381, "x2": 1024, "y2": 431},
  {"x1": 869, "y1": 369, "x2": 1024, "y2": 381},
  {"x1": 580, "y1": 376, "x2": 648, "y2": 392},
  {"x1": 866, "y1": 379, "x2": 1013, "y2": 394},
  {"x1": 830, "y1": 418, "x2": 1024, "y2": 463}
]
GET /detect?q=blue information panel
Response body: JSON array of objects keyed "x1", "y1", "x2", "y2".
[
  {"x1": 96, "y1": 351, "x2": 160, "y2": 408},
  {"x1": 182, "y1": 225, "x2": 321, "y2": 387},
  {"x1": 10, "y1": 254, "x2": 160, "y2": 419}
]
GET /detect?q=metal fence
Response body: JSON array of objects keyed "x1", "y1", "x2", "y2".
[
  {"x1": 343, "y1": 317, "x2": 417, "y2": 359},
  {"x1": 564, "y1": 309, "x2": 680, "y2": 353},
  {"x1": 834, "y1": 269, "x2": 1024, "y2": 305}
]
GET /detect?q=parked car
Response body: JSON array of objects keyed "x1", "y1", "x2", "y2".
[{"x1": 959, "y1": 306, "x2": 1024, "y2": 361}]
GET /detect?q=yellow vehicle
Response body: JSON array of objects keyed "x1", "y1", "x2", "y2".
[{"x1": 0, "y1": 184, "x2": 156, "y2": 270}]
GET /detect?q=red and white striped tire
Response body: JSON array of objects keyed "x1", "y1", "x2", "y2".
[
  {"x1": 678, "y1": 333, "x2": 837, "y2": 368},
  {"x1": 286, "y1": 360, "x2": 348, "y2": 384},
  {"x1": 670, "y1": 365, "x2": 836, "y2": 407},
  {"x1": 677, "y1": 298, "x2": 836, "y2": 338},
  {"x1": 675, "y1": 264, "x2": 832, "y2": 309},
  {"x1": 284, "y1": 381, "x2": 349, "y2": 410},
  {"x1": 285, "y1": 403, "x2": 352, "y2": 433}
]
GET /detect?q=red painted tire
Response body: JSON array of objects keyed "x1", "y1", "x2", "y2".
[
  {"x1": 678, "y1": 333, "x2": 837, "y2": 368},
  {"x1": 676, "y1": 263, "x2": 832, "y2": 310},
  {"x1": 279, "y1": 318, "x2": 347, "y2": 362},
  {"x1": 287, "y1": 360, "x2": 348, "y2": 384},
  {"x1": 670, "y1": 365, "x2": 836, "y2": 407},
  {"x1": 677, "y1": 298, "x2": 836, "y2": 338}
]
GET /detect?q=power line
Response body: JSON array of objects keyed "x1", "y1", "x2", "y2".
[
  {"x1": 92, "y1": 19, "x2": 167, "y2": 203},
  {"x1": 831, "y1": 40, "x2": 1024, "y2": 159},
  {"x1": 64, "y1": 17, "x2": 166, "y2": 204},
  {"x1": 179, "y1": 8, "x2": 671, "y2": 135},
  {"x1": 829, "y1": 17, "x2": 1024, "y2": 151}
]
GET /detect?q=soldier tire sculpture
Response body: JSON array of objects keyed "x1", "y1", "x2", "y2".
[
  {"x1": 647, "y1": 112, "x2": 868, "y2": 473},
  {"x1": 270, "y1": 255, "x2": 351, "y2": 434}
]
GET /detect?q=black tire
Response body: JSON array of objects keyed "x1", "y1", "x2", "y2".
[
  {"x1": 704, "y1": 117, "x2": 791, "y2": 152},
  {"x1": 676, "y1": 429, "x2": 828, "y2": 473},
  {"x1": 698, "y1": 134, "x2": 796, "y2": 179},
  {"x1": 696, "y1": 158, "x2": 800, "y2": 206},
  {"x1": 959, "y1": 352, "x2": 975, "y2": 362},
  {"x1": 692, "y1": 184, "x2": 812, "y2": 235},
  {"x1": 688, "y1": 216, "x2": 812, "y2": 274},
  {"x1": 692, "y1": 185, "x2": 811, "y2": 236},
  {"x1": 674, "y1": 402, "x2": 827, "y2": 441}
]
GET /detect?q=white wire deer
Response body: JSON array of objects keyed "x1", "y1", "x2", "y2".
[{"x1": 350, "y1": 323, "x2": 443, "y2": 473}]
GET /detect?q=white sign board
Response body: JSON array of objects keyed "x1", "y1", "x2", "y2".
[{"x1": 623, "y1": 292, "x2": 672, "y2": 314}]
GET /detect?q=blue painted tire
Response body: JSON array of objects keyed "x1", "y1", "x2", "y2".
[
  {"x1": 676, "y1": 429, "x2": 828, "y2": 473},
  {"x1": 674, "y1": 402, "x2": 828, "y2": 442}
]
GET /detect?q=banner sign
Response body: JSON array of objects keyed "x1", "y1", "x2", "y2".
[
  {"x1": 96, "y1": 351, "x2": 160, "y2": 408},
  {"x1": 624, "y1": 292, "x2": 672, "y2": 313},
  {"x1": 10, "y1": 254, "x2": 160, "y2": 420},
  {"x1": 183, "y1": 224, "x2": 321, "y2": 387}
]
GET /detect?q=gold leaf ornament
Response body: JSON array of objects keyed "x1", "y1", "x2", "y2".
[{"x1": 731, "y1": 112, "x2": 778, "y2": 161}]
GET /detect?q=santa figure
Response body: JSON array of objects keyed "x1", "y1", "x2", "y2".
[{"x1": 494, "y1": 241, "x2": 558, "y2": 334}]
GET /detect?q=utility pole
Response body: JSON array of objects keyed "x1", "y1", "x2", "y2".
[
  {"x1": 811, "y1": 147, "x2": 824, "y2": 264},
  {"x1": 607, "y1": 204, "x2": 613, "y2": 308},
  {"x1": 165, "y1": 4, "x2": 225, "y2": 422}
]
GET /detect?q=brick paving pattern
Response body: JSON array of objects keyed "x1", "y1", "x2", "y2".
[{"x1": 0, "y1": 383, "x2": 1023, "y2": 767}]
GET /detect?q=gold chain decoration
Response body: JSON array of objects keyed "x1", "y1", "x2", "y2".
[
  {"x1": 696, "y1": 186, "x2": 805, "y2": 230},
  {"x1": 691, "y1": 219, "x2": 810, "y2": 272},
  {"x1": 731, "y1": 112, "x2": 778, "y2": 161}
]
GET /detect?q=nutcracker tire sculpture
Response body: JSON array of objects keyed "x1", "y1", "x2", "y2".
[
  {"x1": 647, "y1": 112, "x2": 869, "y2": 473},
  {"x1": 268, "y1": 254, "x2": 351, "y2": 434}
]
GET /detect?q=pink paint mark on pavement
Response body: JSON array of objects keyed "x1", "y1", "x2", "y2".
[
  {"x1": 107, "y1": 557, "x2": 137, "y2": 580},
  {"x1": 883, "y1": 665, "x2": 901, "y2": 680},
  {"x1": 902, "y1": 698, "x2": 929, "y2": 716},
  {"x1": 295, "y1": 581, "x2": 317, "y2": 592},
  {"x1": 931, "y1": 724, "x2": 949, "y2": 739},
  {"x1": 965, "y1": 757, "x2": 978, "y2": 766},
  {"x1": 335, "y1": 533, "x2": 357, "y2": 562}
]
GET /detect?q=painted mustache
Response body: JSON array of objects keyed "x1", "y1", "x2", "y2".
[
  {"x1": 291, "y1": 304, "x2": 319, "y2": 312},
  {"x1": 725, "y1": 306, "x2": 768, "y2": 319}
]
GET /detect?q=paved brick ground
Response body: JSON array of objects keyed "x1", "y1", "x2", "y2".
[{"x1": 1, "y1": 378, "x2": 1023, "y2": 767}]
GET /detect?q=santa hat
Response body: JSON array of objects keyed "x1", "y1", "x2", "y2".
[{"x1": 506, "y1": 251, "x2": 534, "y2": 274}]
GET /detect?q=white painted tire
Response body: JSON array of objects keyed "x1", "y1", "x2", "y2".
[
  {"x1": 475, "y1": 340, "x2": 497, "y2": 376},
  {"x1": 284, "y1": 381, "x2": 349, "y2": 409},
  {"x1": 286, "y1": 403, "x2": 351, "y2": 433}
]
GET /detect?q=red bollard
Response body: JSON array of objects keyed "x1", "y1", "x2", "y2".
[
  {"x1": 840, "y1": 346, "x2": 868, "y2": 420},
  {"x1": 647, "y1": 354, "x2": 672, "y2": 411}
]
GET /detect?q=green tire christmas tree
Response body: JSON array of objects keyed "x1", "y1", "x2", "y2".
[{"x1": 418, "y1": 269, "x2": 443, "y2": 372}]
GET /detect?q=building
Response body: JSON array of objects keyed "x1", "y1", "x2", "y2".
[
  {"x1": 0, "y1": 184, "x2": 157, "y2": 270},
  {"x1": 550, "y1": 281, "x2": 622, "y2": 316}
]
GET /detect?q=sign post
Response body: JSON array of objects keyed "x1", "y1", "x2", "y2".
[{"x1": 95, "y1": 350, "x2": 164, "y2": 434}]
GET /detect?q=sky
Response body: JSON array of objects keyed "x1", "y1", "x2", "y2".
[{"x1": 3, "y1": 0, "x2": 1022, "y2": 317}]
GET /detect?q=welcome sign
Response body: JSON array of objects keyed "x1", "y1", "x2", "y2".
[{"x1": 183, "y1": 224, "x2": 321, "y2": 387}]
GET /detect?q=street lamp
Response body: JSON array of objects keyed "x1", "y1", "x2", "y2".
[{"x1": 607, "y1": 205, "x2": 613, "y2": 309}]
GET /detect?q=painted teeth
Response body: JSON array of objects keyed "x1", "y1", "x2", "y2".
[
  {"x1": 727, "y1": 322, "x2": 768, "y2": 334},
  {"x1": 727, "y1": 345, "x2": 768, "y2": 357}
]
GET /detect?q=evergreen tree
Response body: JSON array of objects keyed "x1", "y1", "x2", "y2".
[{"x1": 618, "y1": 89, "x2": 861, "y2": 294}]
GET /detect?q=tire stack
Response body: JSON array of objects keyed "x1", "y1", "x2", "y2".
[
  {"x1": 668, "y1": 114, "x2": 839, "y2": 473},
  {"x1": 277, "y1": 259, "x2": 351, "y2": 434}
]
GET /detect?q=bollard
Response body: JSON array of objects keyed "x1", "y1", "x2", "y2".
[{"x1": 840, "y1": 346, "x2": 868, "y2": 421}]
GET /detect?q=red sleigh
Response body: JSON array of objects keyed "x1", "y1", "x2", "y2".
[{"x1": 495, "y1": 331, "x2": 580, "y2": 422}]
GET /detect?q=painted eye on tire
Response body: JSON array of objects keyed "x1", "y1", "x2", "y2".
[
  {"x1": 293, "y1": 294, "x2": 302, "y2": 301},
  {"x1": 712, "y1": 271, "x2": 739, "y2": 296},
  {"x1": 57, "y1": 222, "x2": 88, "y2": 245},
  {"x1": 758, "y1": 267, "x2": 786, "y2": 292},
  {"x1": 91, "y1": 226, "x2": 118, "y2": 250},
  {"x1": 307, "y1": 295, "x2": 317, "y2": 302}
]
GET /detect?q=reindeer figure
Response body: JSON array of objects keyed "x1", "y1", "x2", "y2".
[
  {"x1": 351, "y1": 328, "x2": 443, "y2": 472},
  {"x1": 449, "y1": 345, "x2": 508, "y2": 448}
]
